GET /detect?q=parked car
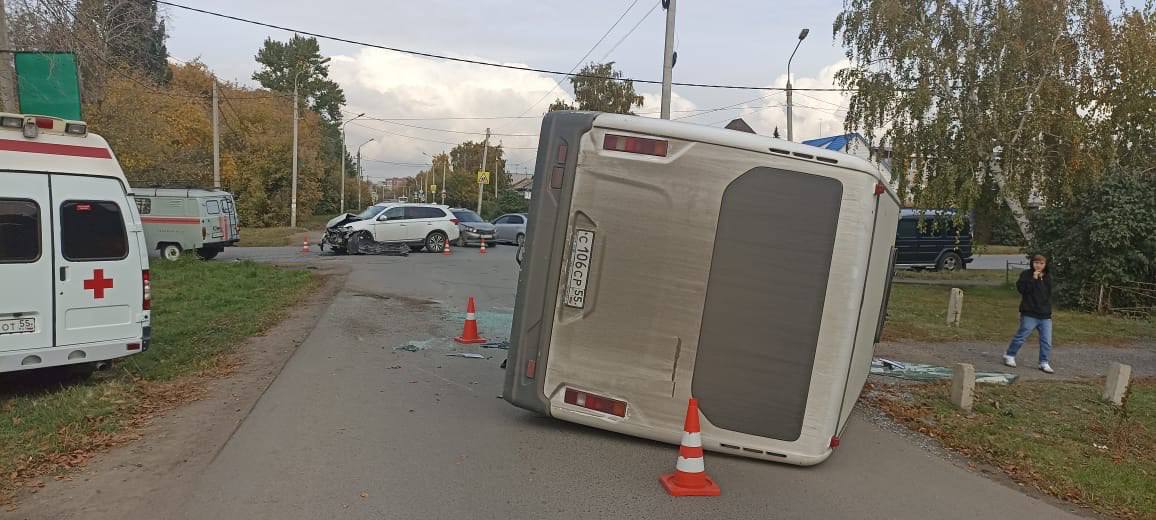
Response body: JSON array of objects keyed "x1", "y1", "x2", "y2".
[
  {"x1": 134, "y1": 187, "x2": 240, "y2": 260},
  {"x1": 449, "y1": 209, "x2": 496, "y2": 247},
  {"x1": 322, "y1": 203, "x2": 460, "y2": 254},
  {"x1": 894, "y1": 209, "x2": 974, "y2": 271},
  {"x1": 492, "y1": 213, "x2": 527, "y2": 245}
]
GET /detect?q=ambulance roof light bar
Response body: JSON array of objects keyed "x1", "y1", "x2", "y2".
[{"x1": 0, "y1": 113, "x2": 88, "y2": 138}]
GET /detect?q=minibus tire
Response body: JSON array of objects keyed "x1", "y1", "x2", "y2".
[{"x1": 161, "y1": 243, "x2": 182, "y2": 261}]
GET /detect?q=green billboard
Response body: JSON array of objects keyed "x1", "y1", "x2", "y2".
[{"x1": 14, "y1": 52, "x2": 83, "y2": 120}]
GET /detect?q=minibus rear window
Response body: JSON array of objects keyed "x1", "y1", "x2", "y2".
[{"x1": 60, "y1": 200, "x2": 128, "y2": 261}]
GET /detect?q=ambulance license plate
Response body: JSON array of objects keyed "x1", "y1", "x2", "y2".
[
  {"x1": 0, "y1": 317, "x2": 36, "y2": 335},
  {"x1": 565, "y1": 230, "x2": 595, "y2": 308}
]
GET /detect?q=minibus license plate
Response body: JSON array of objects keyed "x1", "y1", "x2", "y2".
[
  {"x1": 0, "y1": 318, "x2": 36, "y2": 335},
  {"x1": 565, "y1": 230, "x2": 595, "y2": 308}
]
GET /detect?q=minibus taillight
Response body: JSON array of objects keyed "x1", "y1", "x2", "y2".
[
  {"x1": 603, "y1": 134, "x2": 669, "y2": 157},
  {"x1": 142, "y1": 270, "x2": 151, "y2": 311},
  {"x1": 564, "y1": 388, "x2": 627, "y2": 417}
]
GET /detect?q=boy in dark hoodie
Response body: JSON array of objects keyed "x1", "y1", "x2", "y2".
[{"x1": 1003, "y1": 254, "x2": 1055, "y2": 373}]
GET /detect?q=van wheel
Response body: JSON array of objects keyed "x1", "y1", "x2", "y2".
[
  {"x1": 936, "y1": 252, "x2": 963, "y2": 272},
  {"x1": 196, "y1": 247, "x2": 220, "y2": 260},
  {"x1": 161, "y1": 243, "x2": 182, "y2": 261},
  {"x1": 425, "y1": 231, "x2": 447, "y2": 253}
]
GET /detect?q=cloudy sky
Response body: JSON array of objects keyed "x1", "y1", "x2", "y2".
[{"x1": 164, "y1": 0, "x2": 856, "y2": 181}]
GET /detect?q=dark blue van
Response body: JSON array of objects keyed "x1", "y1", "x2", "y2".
[{"x1": 895, "y1": 209, "x2": 974, "y2": 271}]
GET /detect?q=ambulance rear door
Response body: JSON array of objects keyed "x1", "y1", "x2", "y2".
[
  {"x1": 0, "y1": 172, "x2": 53, "y2": 352},
  {"x1": 53, "y1": 175, "x2": 143, "y2": 347}
]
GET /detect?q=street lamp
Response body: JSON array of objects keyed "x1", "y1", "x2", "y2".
[
  {"x1": 292, "y1": 56, "x2": 331, "y2": 227},
  {"x1": 340, "y1": 112, "x2": 367, "y2": 213},
  {"x1": 785, "y1": 28, "x2": 809, "y2": 142},
  {"x1": 356, "y1": 138, "x2": 374, "y2": 210}
]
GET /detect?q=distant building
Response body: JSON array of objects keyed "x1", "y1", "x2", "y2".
[
  {"x1": 801, "y1": 133, "x2": 874, "y2": 161},
  {"x1": 509, "y1": 173, "x2": 533, "y2": 200}
]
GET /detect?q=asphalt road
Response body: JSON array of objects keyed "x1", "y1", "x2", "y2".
[{"x1": 174, "y1": 243, "x2": 1080, "y2": 519}]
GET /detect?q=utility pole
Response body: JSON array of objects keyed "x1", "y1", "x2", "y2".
[
  {"x1": 477, "y1": 128, "x2": 490, "y2": 214},
  {"x1": 291, "y1": 74, "x2": 299, "y2": 227},
  {"x1": 212, "y1": 80, "x2": 220, "y2": 188},
  {"x1": 493, "y1": 139, "x2": 503, "y2": 199},
  {"x1": 0, "y1": 0, "x2": 17, "y2": 113},
  {"x1": 659, "y1": 0, "x2": 677, "y2": 119},
  {"x1": 356, "y1": 138, "x2": 373, "y2": 210},
  {"x1": 440, "y1": 153, "x2": 447, "y2": 205},
  {"x1": 785, "y1": 28, "x2": 809, "y2": 142}
]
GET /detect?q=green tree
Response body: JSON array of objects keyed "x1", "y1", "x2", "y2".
[
  {"x1": 549, "y1": 62, "x2": 644, "y2": 114},
  {"x1": 834, "y1": 0, "x2": 1111, "y2": 242},
  {"x1": 252, "y1": 35, "x2": 346, "y2": 122},
  {"x1": 1030, "y1": 169, "x2": 1156, "y2": 310},
  {"x1": 104, "y1": 0, "x2": 170, "y2": 84}
]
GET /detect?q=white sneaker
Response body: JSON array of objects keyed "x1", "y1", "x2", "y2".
[
  {"x1": 1039, "y1": 362, "x2": 1054, "y2": 374},
  {"x1": 1003, "y1": 355, "x2": 1017, "y2": 368}
]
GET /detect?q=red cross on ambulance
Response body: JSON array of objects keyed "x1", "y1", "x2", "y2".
[{"x1": 83, "y1": 269, "x2": 114, "y2": 299}]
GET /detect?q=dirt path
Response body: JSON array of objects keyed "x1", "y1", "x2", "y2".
[
  {"x1": 875, "y1": 340, "x2": 1156, "y2": 381},
  {"x1": 4, "y1": 265, "x2": 347, "y2": 520}
]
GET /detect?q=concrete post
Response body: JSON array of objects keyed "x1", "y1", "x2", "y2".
[
  {"x1": 947, "y1": 288, "x2": 964, "y2": 326},
  {"x1": 950, "y1": 363, "x2": 975, "y2": 411},
  {"x1": 1103, "y1": 362, "x2": 1132, "y2": 406}
]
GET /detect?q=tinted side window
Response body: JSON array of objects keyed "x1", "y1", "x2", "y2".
[
  {"x1": 494, "y1": 215, "x2": 511, "y2": 224},
  {"x1": 61, "y1": 201, "x2": 128, "y2": 261},
  {"x1": 515, "y1": 215, "x2": 526, "y2": 224},
  {"x1": 896, "y1": 219, "x2": 918, "y2": 238},
  {"x1": 0, "y1": 199, "x2": 40, "y2": 263},
  {"x1": 205, "y1": 200, "x2": 221, "y2": 214},
  {"x1": 409, "y1": 207, "x2": 445, "y2": 219},
  {"x1": 382, "y1": 207, "x2": 406, "y2": 220}
]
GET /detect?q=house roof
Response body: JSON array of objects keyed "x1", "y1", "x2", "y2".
[{"x1": 801, "y1": 133, "x2": 867, "y2": 152}]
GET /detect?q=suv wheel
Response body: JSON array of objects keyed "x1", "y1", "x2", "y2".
[
  {"x1": 936, "y1": 252, "x2": 963, "y2": 272},
  {"x1": 425, "y1": 231, "x2": 447, "y2": 253}
]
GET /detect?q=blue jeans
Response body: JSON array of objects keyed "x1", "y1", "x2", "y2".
[{"x1": 1006, "y1": 315, "x2": 1053, "y2": 364}]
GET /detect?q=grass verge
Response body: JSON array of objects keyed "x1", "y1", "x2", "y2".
[
  {"x1": 867, "y1": 379, "x2": 1156, "y2": 518},
  {"x1": 883, "y1": 282, "x2": 1154, "y2": 344},
  {"x1": 0, "y1": 259, "x2": 314, "y2": 501},
  {"x1": 235, "y1": 226, "x2": 309, "y2": 247}
]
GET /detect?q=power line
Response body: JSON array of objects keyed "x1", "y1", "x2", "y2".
[
  {"x1": 361, "y1": 158, "x2": 432, "y2": 167},
  {"x1": 598, "y1": 0, "x2": 661, "y2": 62},
  {"x1": 515, "y1": 0, "x2": 644, "y2": 118},
  {"x1": 672, "y1": 92, "x2": 780, "y2": 121},
  {"x1": 349, "y1": 121, "x2": 539, "y2": 149},
  {"x1": 365, "y1": 118, "x2": 537, "y2": 137},
  {"x1": 153, "y1": 0, "x2": 852, "y2": 92}
]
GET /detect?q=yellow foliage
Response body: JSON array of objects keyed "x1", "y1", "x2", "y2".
[{"x1": 83, "y1": 62, "x2": 336, "y2": 227}]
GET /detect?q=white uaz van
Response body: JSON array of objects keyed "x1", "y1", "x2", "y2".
[{"x1": 0, "y1": 113, "x2": 151, "y2": 374}]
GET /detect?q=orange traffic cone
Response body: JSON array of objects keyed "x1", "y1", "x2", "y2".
[
  {"x1": 659, "y1": 398, "x2": 721, "y2": 497},
  {"x1": 479, "y1": 238, "x2": 487, "y2": 255},
  {"x1": 301, "y1": 239, "x2": 309, "y2": 254},
  {"x1": 454, "y1": 296, "x2": 487, "y2": 344},
  {"x1": 443, "y1": 238, "x2": 453, "y2": 256}
]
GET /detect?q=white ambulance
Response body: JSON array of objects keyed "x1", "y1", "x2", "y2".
[{"x1": 0, "y1": 113, "x2": 151, "y2": 375}]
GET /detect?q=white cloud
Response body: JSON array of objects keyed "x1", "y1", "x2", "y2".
[
  {"x1": 328, "y1": 48, "x2": 568, "y2": 179},
  {"x1": 637, "y1": 91, "x2": 697, "y2": 118}
]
